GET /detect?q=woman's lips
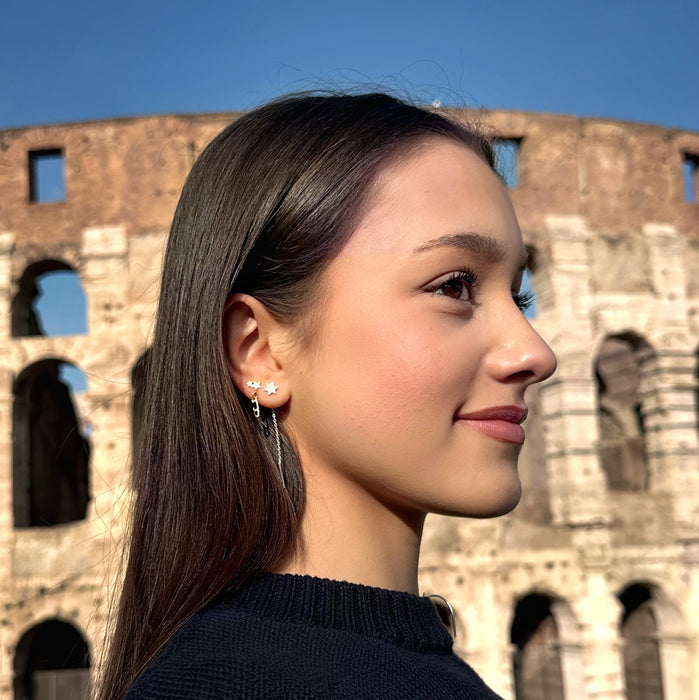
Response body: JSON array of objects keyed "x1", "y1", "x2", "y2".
[{"x1": 455, "y1": 406, "x2": 528, "y2": 444}]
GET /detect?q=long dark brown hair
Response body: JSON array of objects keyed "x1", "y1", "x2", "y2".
[{"x1": 98, "y1": 93, "x2": 494, "y2": 699}]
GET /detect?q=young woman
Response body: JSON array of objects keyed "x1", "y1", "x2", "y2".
[{"x1": 99, "y1": 93, "x2": 556, "y2": 699}]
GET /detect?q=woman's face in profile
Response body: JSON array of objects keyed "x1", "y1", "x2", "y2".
[{"x1": 282, "y1": 137, "x2": 557, "y2": 521}]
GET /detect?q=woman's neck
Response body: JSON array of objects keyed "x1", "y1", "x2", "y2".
[{"x1": 276, "y1": 462, "x2": 425, "y2": 594}]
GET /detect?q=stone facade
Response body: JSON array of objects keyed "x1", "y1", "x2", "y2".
[{"x1": 0, "y1": 109, "x2": 697, "y2": 699}]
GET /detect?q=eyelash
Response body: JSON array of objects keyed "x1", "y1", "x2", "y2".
[
  {"x1": 429, "y1": 270, "x2": 478, "y2": 303},
  {"x1": 428, "y1": 269, "x2": 536, "y2": 314},
  {"x1": 513, "y1": 289, "x2": 535, "y2": 314}
]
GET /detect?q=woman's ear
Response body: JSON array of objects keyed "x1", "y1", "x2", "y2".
[{"x1": 222, "y1": 293, "x2": 290, "y2": 408}]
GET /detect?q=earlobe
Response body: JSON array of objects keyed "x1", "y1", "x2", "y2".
[{"x1": 222, "y1": 293, "x2": 290, "y2": 407}]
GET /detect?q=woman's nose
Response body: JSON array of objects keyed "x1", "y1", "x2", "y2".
[{"x1": 488, "y1": 311, "x2": 557, "y2": 387}]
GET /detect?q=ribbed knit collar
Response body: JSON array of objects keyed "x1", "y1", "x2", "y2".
[{"x1": 225, "y1": 573, "x2": 454, "y2": 652}]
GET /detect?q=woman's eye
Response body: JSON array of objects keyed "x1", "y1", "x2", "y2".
[
  {"x1": 438, "y1": 278, "x2": 470, "y2": 300},
  {"x1": 429, "y1": 270, "x2": 477, "y2": 302}
]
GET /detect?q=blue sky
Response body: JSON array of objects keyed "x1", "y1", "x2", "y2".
[{"x1": 1, "y1": 0, "x2": 697, "y2": 131}]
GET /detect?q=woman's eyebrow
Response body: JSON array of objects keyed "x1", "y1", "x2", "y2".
[
  {"x1": 413, "y1": 232, "x2": 529, "y2": 273},
  {"x1": 413, "y1": 232, "x2": 506, "y2": 262}
]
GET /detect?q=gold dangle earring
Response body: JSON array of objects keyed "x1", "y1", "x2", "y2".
[{"x1": 246, "y1": 380, "x2": 261, "y2": 417}]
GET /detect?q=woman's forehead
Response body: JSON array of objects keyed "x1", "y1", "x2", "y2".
[{"x1": 341, "y1": 139, "x2": 522, "y2": 259}]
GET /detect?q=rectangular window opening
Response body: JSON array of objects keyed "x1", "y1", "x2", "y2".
[
  {"x1": 682, "y1": 153, "x2": 699, "y2": 204},
  {"x1": 493, "y1": 138, "x2": 522, "y2": 189},
  {"x1": 29, "y1": 149, "x2": 66, "y2": 203}
]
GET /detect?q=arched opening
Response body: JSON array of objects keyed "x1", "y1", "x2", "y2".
[
  {"x1": 618, "y1": 584, "x2": 664, "y2": 700},
  {"x1": 595, "y1": 333, "x2": 652, "y2": 491},
  {"x1": 511, "y1": 593, "x2": 565, "y2": 700},
  {"x1": 13, "y1": 619, "x2": 90, "y2": 700},
  {"x1": 11, "y1": 261, "x2": 87, "y2": 338},
  {"x1": 130, "y1": 350, "x2": 150, "y2": 471},
  {"x1": 13, "y1": 359, "x2": 90, "y2": 527}
]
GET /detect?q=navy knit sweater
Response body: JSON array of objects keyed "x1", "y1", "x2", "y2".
[{"x1": 125, "y1": 573, "x2": 503, "y2": 699}]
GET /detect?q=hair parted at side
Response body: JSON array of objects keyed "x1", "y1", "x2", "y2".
[{"x1": 98, "y1": 92, "x2": 495, "y2": 700}]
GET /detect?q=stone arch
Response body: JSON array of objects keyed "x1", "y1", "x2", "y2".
[
  {"x1": 13, "y1": 618, "x2": 90, "y2": 700},
  {"x1": 510, "y1": 592, "x2": 585, "y2": 699},
  {"x1": 13, "y1": 359, "x2": 90, "y2": 527},
  {"x1": 594, "y1": 332, "x2": 655, "y2": 491},
  {"x1": 617, "y1": 582, "x2": 692, "y2": 700},
  {"x1": 11, "y1": 259, "x2": 87, "y2": 338},
  {"x1": 618, "y1": 583, "x2": 664, "y2": 699},
  {"x1": 130, "y1": 349, "x2": 150, "y2": 471}
]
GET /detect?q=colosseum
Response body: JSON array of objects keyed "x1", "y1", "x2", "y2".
[{"x1": 0, "y1": 107, "x2": 697, "y2": 699}]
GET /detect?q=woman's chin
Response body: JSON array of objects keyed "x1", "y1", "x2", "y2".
[{"x1": 437, "y1": 475, "x2": 522, "y2": 519}]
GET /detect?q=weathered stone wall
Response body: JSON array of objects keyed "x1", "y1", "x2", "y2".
[
  {"x1": 0, "y1": 114, "x2": 234, "y2": 245},
  {"x1": 0, "y1": 110, "x2": 697, "y2": 699}
]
